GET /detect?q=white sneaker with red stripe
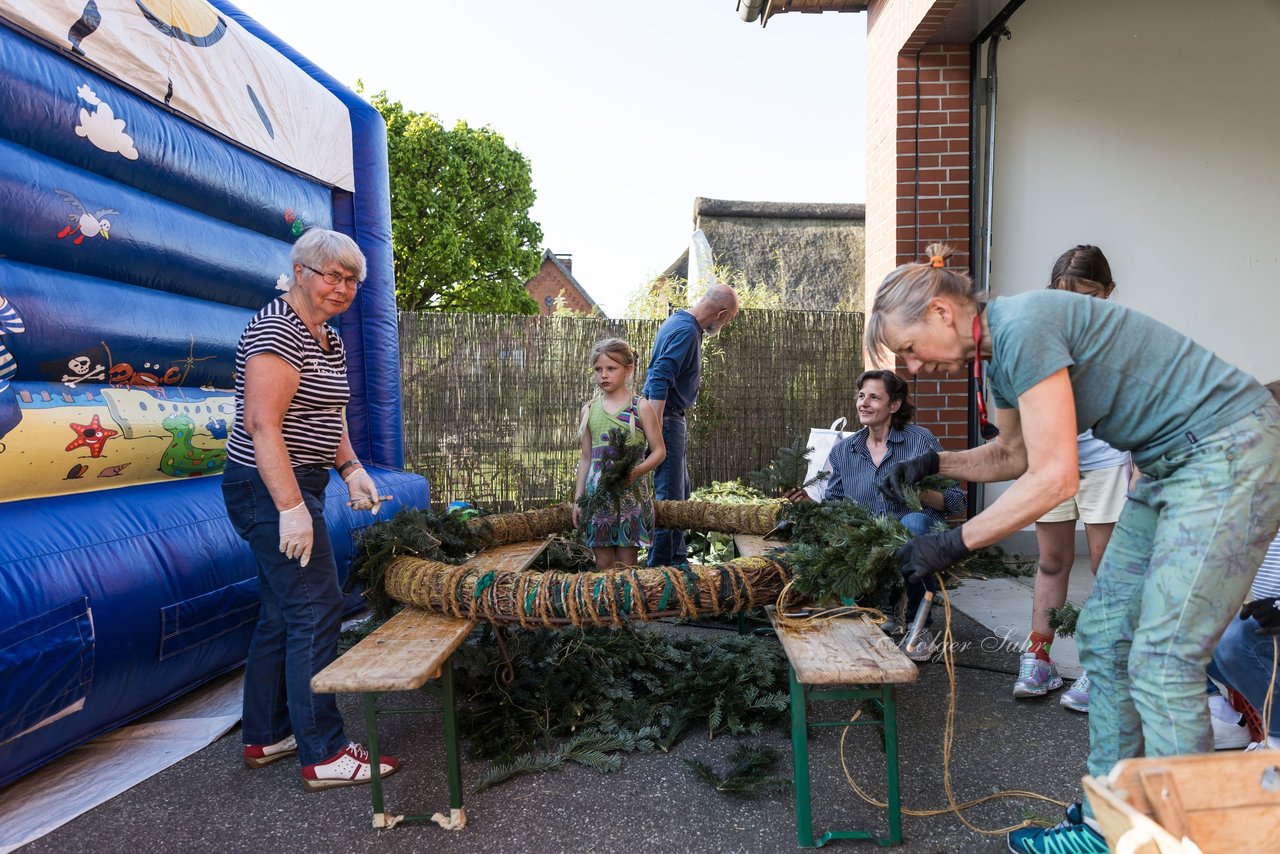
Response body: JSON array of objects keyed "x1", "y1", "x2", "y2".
[
  {"x1": 301, "y1": 741, "x2": 399, "y2": 792},
  {"x1": 243, "y1": 734, "x2": 298, "y2": 769}
]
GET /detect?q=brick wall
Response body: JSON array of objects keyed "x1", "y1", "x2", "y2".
[
  {"x1": 866, "y1": 0, "x2": 972, "y2": 454},
  {"x1": 525, "y1": 259, "x2": 594, "y2": 316}
]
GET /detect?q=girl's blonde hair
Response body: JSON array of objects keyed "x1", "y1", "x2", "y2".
[
  {"x1": 577, "y1": 337, "x2": 640, "y2": 438},
  {"x1": 866, "y1": 243, "x2": 977, "y2": 356}
]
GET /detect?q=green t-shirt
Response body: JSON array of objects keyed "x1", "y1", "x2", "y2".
[{"x1": 985, "y1": 290, "x2": 1267, "y2": 470}]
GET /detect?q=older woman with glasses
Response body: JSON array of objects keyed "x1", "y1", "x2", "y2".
[
  {"x1": 221, "y1": 228, "x2": 395, "y2": 791},
  {"x1": 868, "y1": 243, "x2": 1280, "y2": 854}
]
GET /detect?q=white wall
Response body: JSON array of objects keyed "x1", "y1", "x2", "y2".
[
  {"x1": 983, "y1": 0, "x2": 1280, "y2": 534},
  {"x1": 991, "y1": 0, "x2": 1280, "y2": 382}
]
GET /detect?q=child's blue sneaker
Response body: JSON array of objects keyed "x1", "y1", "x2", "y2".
[{"x1": 1007, "y1": 820, "x2": 1107, "y2": 854}]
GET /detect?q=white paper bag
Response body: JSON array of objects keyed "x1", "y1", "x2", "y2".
[{"x1": 803, "y1": 417, "x2": 855, "y2": 501}]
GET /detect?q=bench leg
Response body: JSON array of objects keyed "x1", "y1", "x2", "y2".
[
  {"x1": 364, "y1": 692, "x2": 392, "y2": 827},
  {"x1": 882, "y1": 685, "x2": 902, "y2": 846},
  {"x1": 789, "y1": 665, "x2": 816, "y2": 848},
  {"x1": 441, "y1": 657, "x2": 464, "y2": 811}
]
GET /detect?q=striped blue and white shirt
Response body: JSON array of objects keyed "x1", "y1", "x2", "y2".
[
  {"x1": 1250, "y1": 534, "x2": 1280, "y2": 600},
  {"x1": 823, "y1": 424, "x2": 966, "y2": 526},
  {"x1": 225, "y1": 298, "x2": 349, "y2": 468}
]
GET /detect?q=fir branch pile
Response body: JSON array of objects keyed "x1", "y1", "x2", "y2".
[
  {"x1": 778, "y1": 499, "x2": 1032, "y2": 608},
  {"x1": 578, "y1": 426, "x2": 646, "y2": 523},
  {"x1": 451, "y1": 626, "x2": 789, "y2": 789},
  {"x1": 746, "y1": 436, "x2": 828, "y2": 496},
  {"x1": 783, "y1": 499, "x2": 911, "y2": 606},
  {"x1": 346, "y1": 507, "x2": 491, "y2": 620}
]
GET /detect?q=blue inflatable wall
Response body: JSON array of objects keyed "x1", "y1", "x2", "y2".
[{"x1": 0, "y1": 1, "x2": 426, "y2": 786}]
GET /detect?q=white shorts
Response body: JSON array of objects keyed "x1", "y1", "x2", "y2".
[{"x1": 1037, "y1": 463, "x2": 1128, "y2": 525}]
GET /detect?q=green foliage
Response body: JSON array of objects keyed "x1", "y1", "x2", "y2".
[
  {"x1": 781, "y1": 500, "x2": 1033, "y2": 607},
  {"x1": 685, "y1": 742, "x2": 790, "y2": 794},
  {"x1": 784, "y1": 500, "x2": 911, "y2": 606},
  {"x1": 475, "y1": 731, "x2": 625, "y2": 792},
  {"x1": 577, "y1": 427, "x2": 645, "y2": 523},
  {"x1": 691, "y1": 480, "x2": 769, "y2": 504},
  {"x1": 451, "y1": 626, "x2": 789, "y2": 789},
  {"x1": 898, "y1": 474, "x2": 961, "y2": 512},
  {"x1": 534, "y1": 533, "x2": 597, "y2": 573},
  {"x1": 686, "y1": 481, "x2": 775, "y2": 565},
  {"x1": 365, "y1": 87, "x2": 542, "y2": 314},
  {"x1": 625, "y1": 263, "x2": 782, "y2": 320},
  {"x1": 1048, "y1": 602, "x2": 1080, "y2": 638},
  {"x1": 746, "y1": 436, "x2": 828, "y2": 497},
  {"x1": 346, "y1": 507, "x2": 491, "y2": 620},
  {"x1": 551, "y1": 289, "x2": 602, "y2": 318}
]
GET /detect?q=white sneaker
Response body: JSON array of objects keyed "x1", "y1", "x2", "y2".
[
  {"x1": 1212, "y1": 712, "x2": 1251, "y2": 750},
  {"x1": 243, "y1": 734, "x2": 298, "y2": 768},
  {"x1": 301, "y1": 741, "x2": 399, "y2": 791},
  {"x1": 1245, "y1": 736, "x2": 1280, "y2": 751}
]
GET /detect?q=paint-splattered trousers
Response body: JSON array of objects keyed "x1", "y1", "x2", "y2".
[{"x1": 1077, "y1": 400, "x2": 1280, "y2": 787}]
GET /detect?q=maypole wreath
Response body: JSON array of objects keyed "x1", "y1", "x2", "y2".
[{"x1": 377, "y1": 500, "x2": 792, "y2": 627}]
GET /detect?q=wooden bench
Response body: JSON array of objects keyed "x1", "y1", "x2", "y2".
[
  {"x1": 311, "y1": 608, "x2": 475, "y2": 829},
  {"x1": 311, "y1": 540, "x2": 550, "y2": 830},
  {"x1": 768, "y1": 605, "x2": 919, "y2": 848}
]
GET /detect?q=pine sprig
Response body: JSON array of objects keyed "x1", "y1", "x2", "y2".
[
  {"x1": 684, "y1": 743, "x2": 790, "y2": 794},
  {"x1": 747, "y1": 436, "x2": 828, "y2": 496},
  {"x1": 578, "y1": 426, "x2": 646, "y2": 522},
  {"x1": 898, "y1": 474, "x2": 960, "y2": 512},
  {"x1": 1048, "y1": 602, "x2": 1080, "y2": 638}
]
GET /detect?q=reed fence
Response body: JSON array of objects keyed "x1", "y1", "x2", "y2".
[{"x1": 398, "y1": 309, "x2": 864, "y2": 511}]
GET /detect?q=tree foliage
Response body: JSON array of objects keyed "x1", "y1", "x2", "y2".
[
  {"x1": 366, "y1": 88, "x2": 543, "y2": 314},
  {"x1": 625, "y1": 263, "x2": 783, "y2": 320}
]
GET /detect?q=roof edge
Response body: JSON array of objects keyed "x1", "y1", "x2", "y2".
[{"x1": 694, "y1": 197, "x2": 866, "y2": 221}]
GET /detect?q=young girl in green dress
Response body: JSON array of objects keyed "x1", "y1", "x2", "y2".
[{"x1": 573, "y1": 338, "x2": 666, "y2": 570}]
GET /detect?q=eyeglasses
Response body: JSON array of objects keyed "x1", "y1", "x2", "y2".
[{"x1": 302, "y1": 264, "x2": 362, "y2": 289}]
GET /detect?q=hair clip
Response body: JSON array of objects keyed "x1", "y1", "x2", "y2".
[{"x1": 930, "y1": 255, "x2": 945, "y2": 269}]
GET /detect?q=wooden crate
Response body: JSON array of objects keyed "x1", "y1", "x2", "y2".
[{"x1": 1083, "y1": 750, "x2": 1280, "y2": 853}]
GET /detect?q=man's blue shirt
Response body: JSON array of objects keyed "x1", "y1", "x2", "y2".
[{"x1": 642, "y1": 309, "x2": 703, "y2": 412}]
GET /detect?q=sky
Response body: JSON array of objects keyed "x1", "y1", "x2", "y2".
[{"x1": 229, "y1": 1, "x2": 868, "y2": 316}]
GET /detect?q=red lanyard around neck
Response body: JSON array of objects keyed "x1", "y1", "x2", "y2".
[{"x1": 973, "y1": 311, "x2": 999, "y2": 440}]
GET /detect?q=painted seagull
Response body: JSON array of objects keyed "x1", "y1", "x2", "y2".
[{"x1": 55, "y1": 189, "x2": 118, "y2": 244}]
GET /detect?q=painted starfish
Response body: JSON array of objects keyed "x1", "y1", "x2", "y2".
[{"x1": 65, "y1": 413, "x2": 118, "y2": 458}]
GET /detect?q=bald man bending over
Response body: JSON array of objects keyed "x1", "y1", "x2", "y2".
[{"x1": 641, "y1": 285, "x2": 740, "y2": 567}]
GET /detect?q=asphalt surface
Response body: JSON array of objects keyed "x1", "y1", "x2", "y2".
[{"x1": 22, "y1": 608, "x2": 1089, "y2": 854}]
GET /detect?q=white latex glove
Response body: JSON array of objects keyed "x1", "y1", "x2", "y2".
[
  {"x1": 343, "y1": 466, "x2": 382, "y2": 516},
  {"x1": 278, "y1": 501, "x2": 314, "y2": 567}
]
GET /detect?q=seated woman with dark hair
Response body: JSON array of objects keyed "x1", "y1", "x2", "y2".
[{"x1": 789, "y1": 368, "x2": 966, "y2": 661}]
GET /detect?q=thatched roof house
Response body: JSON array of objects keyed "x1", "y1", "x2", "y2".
[{"x1": 663, "y1": 197, "x2": 866, "y2": 311}]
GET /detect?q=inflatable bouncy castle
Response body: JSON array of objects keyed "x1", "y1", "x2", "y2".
[{"x1": 0, "y1": 1, "x2": 427, "y2": 786}]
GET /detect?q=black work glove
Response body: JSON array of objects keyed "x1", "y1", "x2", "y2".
[
  {"x1": 878, "y1": 450, "x2": 940, "y2": 506},
  {"x1": 1241, "y1": 596, "x2": 1280, "y2": 635},
  {"x1": 895, "y1": 525, "x2": 971, "y2": 585}
]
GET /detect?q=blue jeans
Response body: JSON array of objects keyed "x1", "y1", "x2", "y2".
[
  {"x1": 648, "y1": 412, "x2": 689, "y2": 566},
  {"x1": 1209, "y1": 614, "x2": 1280, "y2": 740},
  {"x1": 900, "y1": 512, "x2": 935, "y2": 627},
  {"x1": 222, "y1": 461, "x2": 347, "y2": 765},
  {"x1": 1077, "y1": 401, "x2": 1280, "y2": 788}
]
